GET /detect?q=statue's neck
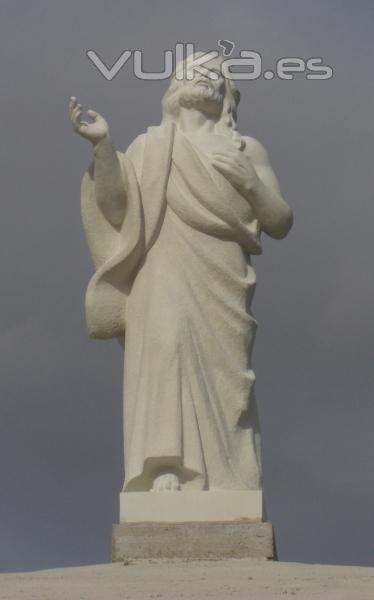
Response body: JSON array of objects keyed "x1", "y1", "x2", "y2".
[{"x1": 177, "y1": 107, "x2": 218, "y2": 135}]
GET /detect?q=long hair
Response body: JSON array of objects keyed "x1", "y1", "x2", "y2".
[{"x1": 161, "y1": 52, "x2": 245, "y2": 150}]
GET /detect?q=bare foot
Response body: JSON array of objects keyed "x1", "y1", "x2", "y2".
[{"x1": 151, "y1": 472, "x2": 180, "y2": 492}]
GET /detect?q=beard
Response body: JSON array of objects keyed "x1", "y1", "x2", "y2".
[{"x1": 178, "y1": 82, "x2": 224, "y2": 116}]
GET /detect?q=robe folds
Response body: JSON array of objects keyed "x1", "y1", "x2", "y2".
[{"x1": 81, "y1": 121, "x2": 263, "y2": 491}]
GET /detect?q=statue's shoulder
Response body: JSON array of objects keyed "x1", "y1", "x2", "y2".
[
  {"x1": 120, "y1": 132, "x2": 148, "y2": 178},
  {"x1": 125, "y1": 132, "x2": 147, "y2": 158},
  {"x1": 124, "y1": 125, "x2": 173, "y2": 169},
  {"x1": 242, "y1": 135, "x2": 269, "y2": 164},
  {"x1": 125, "y1": 125, "x2": 168, "y2": 152}
]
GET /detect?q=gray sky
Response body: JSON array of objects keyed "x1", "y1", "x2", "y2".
[{"x1": 0, "y1": 0, "x2": 373, "y2": 572}]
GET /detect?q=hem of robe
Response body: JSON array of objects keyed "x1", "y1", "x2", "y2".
[{"x1": 123, "y1": 456, "x2": 206, "y2": 492}]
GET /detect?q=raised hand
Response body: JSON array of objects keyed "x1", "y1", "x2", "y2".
[{"x1": 69, "y1": 96, "x2": 109, "y2": 145}]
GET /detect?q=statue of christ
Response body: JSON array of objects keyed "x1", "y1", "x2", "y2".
[{"x1": 69, "y1": 52, "x2": 293, "y2": 495}]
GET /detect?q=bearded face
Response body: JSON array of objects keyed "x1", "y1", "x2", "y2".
[
  {"x1": 177, "y1": 64, "x2": 225, "y2": 117},
  {"x1": 161, "y1": 55, "x2": 240, "y2": 124}
]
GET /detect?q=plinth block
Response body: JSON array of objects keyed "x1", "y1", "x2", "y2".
[
  {"x1": 120, "y1": 490, "x2": 262, "y2": 523},
  {"x1": 112, "y1": 521, "x2": 275, "y2": 561}
]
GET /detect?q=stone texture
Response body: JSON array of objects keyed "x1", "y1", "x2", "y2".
[
  {"x1": 3, "y1": 559, "x2": 374, "y2": 600},
  {"x1": 112, "y1": 521, "x2": 274, "y2": 561}
]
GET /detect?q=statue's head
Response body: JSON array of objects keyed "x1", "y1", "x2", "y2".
[{"x1": 161, "y1": 52, "x2": 243, "y2": 148}]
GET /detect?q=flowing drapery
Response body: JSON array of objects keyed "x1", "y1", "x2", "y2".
[{"x1": 81, "y1": 122, "x2": 262, "y2": 491}]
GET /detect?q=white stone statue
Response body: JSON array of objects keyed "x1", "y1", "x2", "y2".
[{"x1": 69, "y1": 53, "x2": 292, "y2": 515}]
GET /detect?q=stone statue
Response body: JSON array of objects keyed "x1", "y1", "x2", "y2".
[{"x1": 69, "y1": 52, "x2": 292, "y2": 511}]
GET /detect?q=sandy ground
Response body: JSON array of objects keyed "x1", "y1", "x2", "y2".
[{"x1": 1, "y1": 558, "x2": 374, "y2": 600}]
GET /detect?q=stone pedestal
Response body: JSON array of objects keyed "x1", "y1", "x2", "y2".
[
  {"x1": 120, "y1": 490, "x2": 263, "y2": 523},
  {"x1": 113, "y1": 490, "x2": 274, "y2": 561},
  {"x1": 112, "y1": 521, "x2": 275, "y2": 561}
]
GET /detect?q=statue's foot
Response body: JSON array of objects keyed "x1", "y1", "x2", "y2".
[{"x1": 151, "y1": 472, "x2": 180, "y2": 492}]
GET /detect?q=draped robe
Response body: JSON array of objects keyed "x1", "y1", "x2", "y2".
[{"x1": 81, "y1": 121, "x2": 263, "y2": 492}]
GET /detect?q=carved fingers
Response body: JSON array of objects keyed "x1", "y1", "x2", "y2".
[
  {"x1": 69, "y1": 97, "x2": 109, "y2": 144},
  {"x1": 211, "y1": 149, "x2": 259, "y2": 191}
]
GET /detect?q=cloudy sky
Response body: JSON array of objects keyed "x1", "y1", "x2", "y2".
[{"x1": 0, "y1": 0, "x2": 373, "y2": 572}]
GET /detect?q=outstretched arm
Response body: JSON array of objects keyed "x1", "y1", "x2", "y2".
[
  {"x1": 69, "y1": 96, "x2": 127, "y2": 228},
  {"x1": 211, "y1": 136, "x2": 293, "y2": 239}
]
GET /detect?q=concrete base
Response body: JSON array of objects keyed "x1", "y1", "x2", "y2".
[
  {"x1": 112, "y1": 521, "x2": 274, "y2": 561},
  {"x1": 120, "y1": 490, "x2": 262, "y2": 522}
]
